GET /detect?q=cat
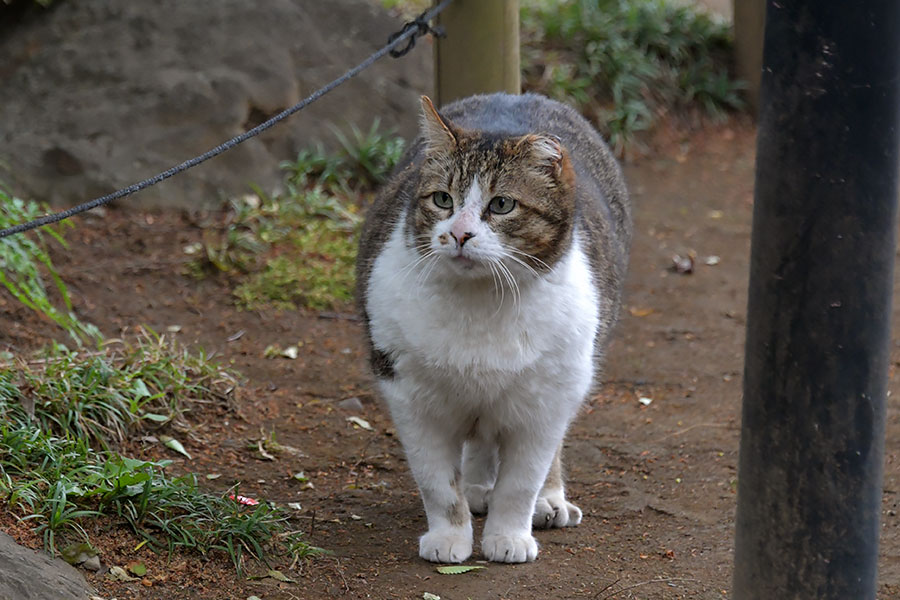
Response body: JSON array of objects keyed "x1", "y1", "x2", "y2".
[{"x1": 356, "y1": 92, "x2": 631, "y2": 563}]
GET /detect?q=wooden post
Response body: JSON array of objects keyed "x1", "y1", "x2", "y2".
[
  {"x1": 434, "y1": 0, "x2": 520, "y2": 107},
  {"x1": 734, "y1": 0, "x2": 765, "y2": 113}
]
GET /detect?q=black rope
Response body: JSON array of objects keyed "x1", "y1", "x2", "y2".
[
  {"x1": 388, "y1": 12, "x2": 445, "y2": 58},
  {"x1": 0, "y1": 0, "x2": 453, "y2": 240}
]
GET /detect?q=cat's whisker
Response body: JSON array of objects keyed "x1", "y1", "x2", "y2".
[
  {"x1": 495, "y1": 259, "x2": 521, "y2": 317},
  {"x1": 393, "y1": 247, "x2": 437, "y2": 287},
  {"x1": 417, "y1": 253, "x2": 441, "y2": 287},
  {"x1": 487, "y1": 259, "x2": 506, "y2": 316},
  {"x1": 503, "y1": 253, "x2": 541, "y2": 280},
  {"x1": 500, "y1": 244, "x2": 550, "y2": 275}
]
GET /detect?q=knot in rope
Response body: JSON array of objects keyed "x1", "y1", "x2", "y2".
[{"x1": 388, "y1": 11, "x2": 445, "y2": 58}]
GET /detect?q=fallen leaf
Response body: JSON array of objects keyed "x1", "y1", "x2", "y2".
[
  {"x1": 107, "y1": 566, "x2": 136, "y2": 581},
  {"x1": 142, "y1": 412, "x2": 169, "y2": 423},
  {"x1": 127, "y1": 561, "x2": 147, "y2": 577},
  {"x1": 423, "y1": 594, "x2": 441, "y2": 600},
  {"x1": 287, "y1": 502, "x2": 303, "y2": 511},
  {"x1": 436, "y1": 565, "x2": 486, "y2": 575},
  {"x1": 628, "y1": 306, "x2": 654, "y2": 317},
  {"x1": 638, "y1": 397, "x2": 653, "y2": 406},
  {"x1": 267, "y1": 569, "x2": 294, "y2": 583},
  {"x1": 292, "y1": 471, "x2": 308, "y2": 482},
  {"x1": 263, "y1": 344, "x2": 281, "y2": 358},
  {"x1": 206, "y1": 473, "x2": 222, "y2": 480},
  {"x1": 704, "y1": 255, "x2": 721, "y2": 266},
  {"x1": 281, "y1": 346, "x2": 299, "y2": 360},
  {"x1": 166, "y1": 325, "x2": 182, "y2": 333},
  {"x1": 346, "y1": 416, "x2": 374, "y2": 431},
  {"x1": 160, "y1": 435, "x2": 191, "y2": 459}
]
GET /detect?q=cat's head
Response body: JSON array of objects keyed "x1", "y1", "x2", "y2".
[{"x1": 410, "y1": 96, "x2": 576, "y2": 280}]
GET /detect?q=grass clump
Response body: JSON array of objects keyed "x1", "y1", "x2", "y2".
[
  {"x1": 0, "y1": 330, "x2": 236, "y2": 446},
  {"x1": 193, "y1": 120, "x2": 404, "y2": 311},
  {"x1": 0, "y1": 184, "x2": 101, "y2": 345},
  {"x1": 0, "y1": 333, "x2": 318, "y2": 571},
  {"x1": 521, "y1": 0, "x2": 744, "y2": 151}
]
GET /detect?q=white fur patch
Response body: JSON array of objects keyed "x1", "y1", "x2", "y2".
[{"x1": 366, "y1": 208, "x2": 601, "y2": 562}]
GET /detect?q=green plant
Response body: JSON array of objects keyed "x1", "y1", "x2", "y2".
[
  {"x1": 0, "y1": 336, "x2": 317, "y2": 570},
  {"x1": 0, "y1": 329, "x2": 237, "y2": 447},
  {"x1": 281, "y1": 119, "x2": 405, "y2": 191},
  {"x1": 0, "y1": 185, "x2": 101, "y2": 345},
  {"x1": 192, "y1": 124, "x2": 397, "y2": 311},
  {"x1": 521, "y1": 0, "x2": 745, "y2": 150}
]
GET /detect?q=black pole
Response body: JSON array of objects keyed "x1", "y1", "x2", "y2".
[{"x1": 733, "y1": 1, "x2": 900, "y2": 599}]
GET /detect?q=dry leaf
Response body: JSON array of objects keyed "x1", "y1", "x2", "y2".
[{"x1": 346, "y1": 416, "x2": 374, "y2": 431}]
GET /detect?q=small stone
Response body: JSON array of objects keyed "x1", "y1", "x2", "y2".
[
  {"x1": 338, "y1": 396, "x2": 364, "y2": 412},
  {"x1": 82, "y1": 555, "x2": 101, "y2": 572}
]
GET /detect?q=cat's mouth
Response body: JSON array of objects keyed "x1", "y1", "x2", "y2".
[{"x1": 452, "y1": 255, "x2": 476, "y2": 270}]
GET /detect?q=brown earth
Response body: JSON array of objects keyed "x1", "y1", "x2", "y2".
[{"x1": 2, "y1": 119, "x2": 900, "y2": 599}]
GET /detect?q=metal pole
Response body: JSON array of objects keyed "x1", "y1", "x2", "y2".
[
  {"x1": 733, "y1": 1, "x2": 900, "y2": 599},
  {"x1": 433, "y1": 0, "x2": 520, "y2": 106}
]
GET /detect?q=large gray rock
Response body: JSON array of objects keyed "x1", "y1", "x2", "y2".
[
  {"x1": 0, "y1": 532, "x2": 96, "y2": 600},
  {"x1": 0, "y1": 0, "x2": 431, "y2": 208}
]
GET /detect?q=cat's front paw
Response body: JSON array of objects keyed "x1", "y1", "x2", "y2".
[
  {"x1": 419, "y1": 528, "x2": 473, "y2": 563},
  {"x1": 532, "y1": 492, "x2": 583, "y2": 529},
  {"x1": 481, "y1": 532, "x2": 538, "y2": 563},
  {"x1": 464, "y1": 483, "x2": 492, "y2": 515}
]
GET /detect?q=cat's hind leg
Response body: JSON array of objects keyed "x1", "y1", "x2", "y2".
[{"x1": 532, "y1": 443, "x2": 583, "y2": 529}]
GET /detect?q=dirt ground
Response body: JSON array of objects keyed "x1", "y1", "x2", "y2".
[{"x1": 2, "y1": 119, "x2": 900, "y2": 600}]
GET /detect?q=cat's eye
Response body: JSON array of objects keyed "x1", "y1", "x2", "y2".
[
  {"x1": 432, "y1": 191, "x2": 453, "y2": 210},
  {"x1": 488, "y1": 196, "x2": 516, "y2": 215}
]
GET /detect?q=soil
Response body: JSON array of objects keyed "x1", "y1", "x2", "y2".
[{"x1": 2, "y1": 119, "x2": 900, "y2": 600}]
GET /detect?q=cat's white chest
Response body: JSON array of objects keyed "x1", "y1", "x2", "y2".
[{"x1": 366, "y1": 219, "x2": 600, "y2": 396}]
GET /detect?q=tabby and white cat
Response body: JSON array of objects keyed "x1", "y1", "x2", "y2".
[{"x1": 356, "y1": 93, "x2": 631, "y2": 563}]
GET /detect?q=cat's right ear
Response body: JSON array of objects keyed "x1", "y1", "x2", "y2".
[{"x1": 420, "y1": 96, "x2": 457, "y2": 154}]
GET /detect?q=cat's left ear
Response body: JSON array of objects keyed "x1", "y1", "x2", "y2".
[
  {"x1": 518, "y1": 134, "x2": 570, "y2": 182},
  {"x1": 419, "y1": 96, "x2": 458, "y2": 154}
]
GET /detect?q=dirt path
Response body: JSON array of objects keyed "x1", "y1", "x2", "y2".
[{"x1": 2, "y1": 121, "x2": 899, "y2": 599}]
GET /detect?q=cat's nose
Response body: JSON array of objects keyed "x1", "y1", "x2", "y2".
[{"x1": 452, "y1": 231, "x2": 476, "y2": 247}]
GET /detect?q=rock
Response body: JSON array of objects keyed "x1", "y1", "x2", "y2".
[
  {"x1": 81, "y1": 555, "x2": 101, "y2": 572},
  {"x1": 337, "y1": 396, "x2": 364, "y2": 412},
  {"x1": 0, "y1": 532, "x2": 97, "y2": 600},
  {"x1": 0, "y1": 0, "x2": 431, "y2": 208}
]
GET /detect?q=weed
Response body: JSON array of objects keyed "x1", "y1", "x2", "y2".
[
  {"x1": 0, "y1": 184, "x2": 101, "y2": 345},
  {"x1": 0, "y1": 335, "x2": 317, "y2": 569},
  {"x1": 194, "y1": 122, "x2": 398, "y2": 311},
  {"x1": 521, "y1": 0, "x2": 745, "y2": 150},
  {"x1": 0, "y1": 329, "x2": 237, "y2": 447}
]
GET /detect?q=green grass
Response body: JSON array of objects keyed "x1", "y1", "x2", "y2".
[
  {"x1": 0, "y1": 330, "x2": 236, "y2": 447},
  {"x1": 193, "y1": 120, "x2": 403, "y2": 311},
  {"x1": 522, "y1": 0, "x2": 744, "y2": 151},
  {"x1": 0, "y1": 184, "x2": 101, "y2": 345},
  {"x1": 0, "y1": 334, "x2": 318, "y2": 571}
]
